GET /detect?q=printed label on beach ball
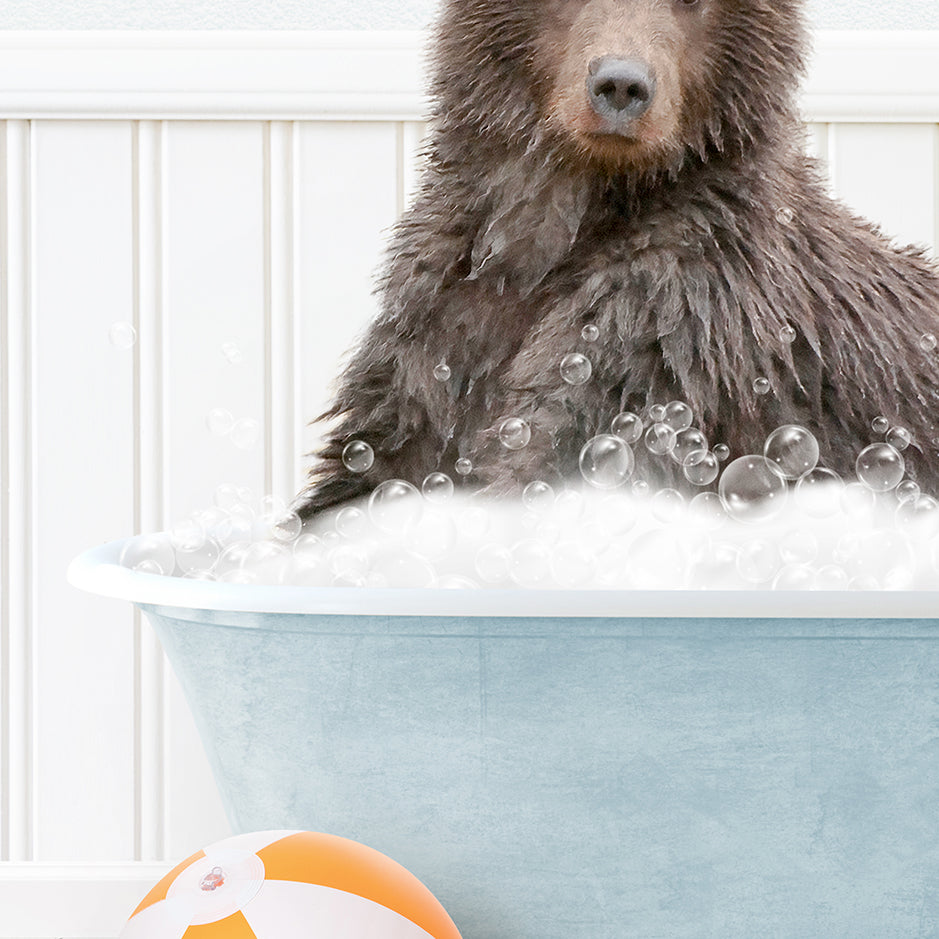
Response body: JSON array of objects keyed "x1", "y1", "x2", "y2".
[{"x1": 120, "y1": 830, "x2": 463, "y2": 939}]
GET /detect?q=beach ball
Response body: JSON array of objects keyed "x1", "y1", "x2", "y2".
[{"x1": 120, "y1": 829, "x2": 463, "y2": 939}]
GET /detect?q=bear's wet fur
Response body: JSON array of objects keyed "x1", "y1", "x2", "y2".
[{"x1": 295, "y1": 0, "x2": 939, "y2": 516}]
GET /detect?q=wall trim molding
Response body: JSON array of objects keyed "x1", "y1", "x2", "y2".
[{"x1": 0, "y1": 30, "x2": 937, "y2": 121}]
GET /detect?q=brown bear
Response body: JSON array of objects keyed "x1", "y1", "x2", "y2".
[{"x1": 294, "y1": 0, "x2": 939, "y2": 517}]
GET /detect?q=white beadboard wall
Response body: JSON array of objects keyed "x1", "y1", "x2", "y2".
[{"x1": 0, "y1": 29, "x2": 938, "y2": 939}]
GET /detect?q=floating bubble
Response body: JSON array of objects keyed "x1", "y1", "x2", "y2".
[
  {"x1": 579, "y1": 435, "x2": 634, "y2": 489},
  {"x1": 433, "y1": 362, "x2": 451, "y2": 382},
  {"x1": 335, "y1": 506, "x2": 368, "y2": 539},
  {"x1": 688, "y1": 491, "x2": 726, "y2": 529},
  {"x1": 367, "y1": 479, "x2": 423, "y2": 533},
  {"x1": 239, "y1": 541, "x2": 291, "y2": 583},
  {"x1": 560, "y1": 352, "x2": 592, "y2": 385},
  {"x1": 522, "y1": 480, "x2": 555, "y2": 511},
  {"x1": 553, "y1": 489, "x2": 586, "y2": 523},
  {"x1": 371, "y1": 551, "x2": 435, "y2": 588},
  {"x1": 920, "y1": 333, "x2": 938, "y2": 353},
  {"x1": 644, "y1": 422, "x2": 677, "y2": 455},
  {"x1": 120, "y1": 534, "x2": 175, "y2": 575},
  {"x1": 169, "y1": 517, "x2": 206, "y2": 552},
  {"x1": 175, "y1": 537, "x2": 221, "y2": 576},
  {"x1": 651, "y1": 488, "x2": 685, "y2": 524},
  {"x1": 683, "y1": 450, "x2": 720, "y2": 486},
  {"x1": 221, "y1": 339, "x2": 244, "y2": 365},
  {"x1": 206, "y1": 408, "x2": 234, "y2": 436},
  {"x1": 109, "y1": 321, "x2": 137, "y2": 349},
  {"x1": 422, "y1": 472, "x2": 454, "y2": 503},
  {"x1": 752, "y1": 377, "x2": 771, "y2": 395},
  {"x1": 455, "y1": 457, "x2": 473, "y2": 476},
  {"x1": 763, "y1": 425, "x2": 820, "y2": 480},
  {"x1": 648, "y1": 404, "x2": 666, "y2": 422},
  {"x1": 856, "y1": 443, "x2": 905, "y2": 492},
  {"x1": 458, "y1": 504, "x2": 490, "y2": 540},
  {"x1": 581, "y1": 324, "x2": 600, "y2": 342},
  {"x1": 737, "y1": 539, "x2": 781, "y2": 584},
  {"x1": 712, "y1": 443, "x2": 730, "y2": 462},
  {"x1": 840, "y1": 481, "x2": 877, "y2": 519},
  {"x1": 230, "y1": 418, "x2": 260, "y2": 450},
  {"x1": 342, "y1": 440, "x2": 375, "y2": 474},
  {"x1": 718, "y1": 455, "x2": 788, "y2": 523},
  {"x1": 498, "y1": 417, "x2": 532, "y2": 450},
  {"x1": 671, "y1": 427, "x2": 708, "y2": 465},
  {"x1": 509, "y1": 539, "x2": 552, "y2": 588},
  {"x1": 611, "y1": 411, "x2": 643, "y2": 444},
  {"x1": 663, "y1": 401, "x2": 694, "y2": 432},
  {"x1": 885, "y1": 426, "x2": 911, "y2": 451},
  {"x1": 871, "y1": 416, "x2": 890, "y2": 435},
  {"x1": 772, "y1": 564, "x2": 815, "y2": 590},
  {"x1": 550, "y1": 542, "x2": 594, "y2": 588},
  {"x1": 475, "y1": 543, "x2": 511, "y2": 583},
  {"x1": 775, "y1": 206, "x2": 794, "y2": 224},
  {"x1": 632, "y1": 479, "x2": 650, "y2": 496},
  {"x1": 779, "y1": 528, "x2": 818, "y2": 565},
  {"x1": 896, "y1": 494, "x2": 939, "y2": 538},
  {"x1": 814, "y1": 565, "x2": 849, "y2": 590},
  {"x1": 794, "y1": 466, "x2": 844, "y2": 516},
  {"x1": 779, "y1": 324, "x2": 797, "y2": 344},
  {"x1": 895, "y1": 479, "x2": 921, "y2": 504}
]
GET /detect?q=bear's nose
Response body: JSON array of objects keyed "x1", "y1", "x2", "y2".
[{"x1": 587, "y1": 56, "x2": 656, "y2": 127}]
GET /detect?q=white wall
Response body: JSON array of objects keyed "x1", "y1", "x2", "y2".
[{"x1": 0, "y1": 0, "x2": 937, "y2": 31}]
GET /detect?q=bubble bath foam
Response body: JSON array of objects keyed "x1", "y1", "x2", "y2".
[{"x1": 70, "y1": 540, "x2": 939, "y2": 939}]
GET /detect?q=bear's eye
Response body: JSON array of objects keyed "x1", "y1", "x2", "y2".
[{"x1": 676, "y1": 0, "x2": 701, "y2": 6}]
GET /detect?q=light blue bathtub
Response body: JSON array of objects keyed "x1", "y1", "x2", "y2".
[{"x1": 70, "y1": 539, "x2": 939, "y2": 938}]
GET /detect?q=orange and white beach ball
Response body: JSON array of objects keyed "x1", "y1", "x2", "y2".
[{"x1": 120, "y1": 829, "x2": 463, "y2": 939}]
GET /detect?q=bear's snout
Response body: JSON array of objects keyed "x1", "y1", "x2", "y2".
[{"x1": 587, "y1": 56, "x2": 656, "y2": 130}]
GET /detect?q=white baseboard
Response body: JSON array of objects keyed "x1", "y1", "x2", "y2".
[{"x1": 0, "y1": 863, "x2": 171, "y2": 939}]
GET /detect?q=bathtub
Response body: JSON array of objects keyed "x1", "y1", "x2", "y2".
[{"x1": 70, "y1": 538, "x2": 939, "y2": 938}]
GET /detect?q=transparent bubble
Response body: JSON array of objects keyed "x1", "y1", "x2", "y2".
[
  {"x1": 579, "y1": 435, "x2": 634, "y2": 489},
  {"x1": 840, "y1": 530, "x2": 914, "y2": 587},
  {"x1": 560, "y1": 352, "x2": 592, "y2": 385},
  {"x1": 498, "y1": 417, "x2": 532, "y2": 450},
  {"x1": 871, "y1": 416, "x2": 890, "y2": 435},
  {"x1": 109, "y1": 321, "x2": 137, "y2": 349},
  {"x1": 752, "y1": 377, "x2": 771, "y2": 395},
  {"x1": 895, "y1": 479, "x2": 921, "y2": 504},
  {"x1": 268, "y1": 511, "x2": 301, "y2": 543},
  {"x1": 550, "y1": 542, "x2": 594, "y2": 588},
  {"x1": 458, "y1": 504, "x2": 490, "y2": 540},
  {"x1": 206, "y1": 408, "x2": 234, "y2": 436},
  {"x1": 475, "y1": 543, "x2": 512, "y2": 583},
  {"x1": 522, "y1": 480, "x2": 555, "y2": 511},
  {"x1": 840, "y1": 481, "x2": 877, "y2": 520},
  {"x1": 885, "y1": 426, "x2": 911, "y2": 451},
  {"x1": 688, "y1": 491, "x2": 726, "y2": 529},
  {"x1": 169, "y1": 517, "x2": 206, "y2": 552},
  {"x1": 763, "y1": 425, "x2": 820, "y2": 480},
  {"x1": 239, "y1": 541, "x2": 291, "y2": 584},
  {"x1": 896, "y1": 494, "x2": 939, "y2": 538},
  {"x1": 221, "y1": 339, "x2": 244, "y2": 365},
  {"x1": 737, "y1": 539, "x2": 781, "y2": 584},
  {"x1": 219, "y1": 568, "x2": 258, "y2": 585},
  {"x1": 683, "y1": 450, "x2": 720, "y2": 486},
  {"x1": 367, "y1": 479, "x2": 423, "y2": 533},
  {"x1": 581, "y1": 324, "x2": 600, "y2": 342},
  {"x1": 772, "y1": 564, "x2": 815, "y2": 590},
  {"x1": 644, "y1": 422, "x2": 677, "y2": 456},
  {"x1": 175, "y1": 537, "x2": 221, "y2": 576},
  {"x1": 509, "y1": 539, "x2": 552, "y2": 588},
  {"x1": 120, "y1": 534, "x2": 175, "y2": 575},
  {"x1": 718, "y1": 455, "x2": 788, "y2": 523},
  {"x1": 649, "y1": 404, "x2": 666, "y2": 422},
  {"x1": 663, "y1": 401, "x2": 694, "y2": 432},
  {"x1": 632, "y1": 479, "x2": 650, "y2": 497},
  {"x1": 651, "y1": 488, "x2": 685, "y2": 524},
  {"x1": 855, "y1": 443, "x2": 905, "y2": 492},
  {"x1": 713, "y1": 443, "x2": 730, "y2": 462},
  {"x1": 455, "y1": 457, "x2": 473, "y2": 476},
  {"x1": 611, "y1": 411, "x2": 643, "y2": 444},
  {"x1": 553, "y1": 489, "x2": 586, "y2": 524},
  {"x1": 230, "y1": 418, "x2": 260, "y2": 450},
  {"x1": 671, "y1": 427, "x2": 708, "y2": 465},
  {"x1": 794, "y1": 466, "x2": 844, "y2": 516},
  {"x1": 371, "y1": 551, "x2": 435, "y2": 588},
  {"x1": 422, "y1": 472, "x2": 454, "y2": 503},
  {"x1": 920, "y1": 333, "x2": 938, "y2": 353},
  {"x1": 433, "y1": 362, "x2": 451, "y2": 382},
  {"x1": 335, "y1": 505, "x2": 368, "y2": 539},
  {"x1": 779, "y1": 528, "x2": 818, "y2": 565},
  {"x1": 342, "y1": 440, "x2": 375, "y2": 474},
  {"x1": 775, "y1": 206, "x2": 794, "y2": 224},
  {"x1": 814, "y1": 565, "x2": 849, "y2": 590},
  {"x1": 779, "y1": 324, "x2": 797, "y2": 344}
]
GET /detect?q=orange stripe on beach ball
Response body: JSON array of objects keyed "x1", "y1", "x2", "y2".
[
  {"x1": 182, "y1": 911, "x2": 256, "y2": 938},
  {"x1": 257, "y1": 832, "x2": 462, "y2": 939},
  {"x1": 132, "y1": 850, "x2": 206, "y2": 917}
]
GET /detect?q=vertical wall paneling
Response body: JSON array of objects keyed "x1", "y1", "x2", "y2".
[
  {"x1": 1, "y1": 119, "x2": 33, "y2": 862},
  {"x1": 828, "y1": 123, "x2": 938, "y2": 254},
  {"x1": 32, "y1": 121, "x2": 137, "y2": 860},
  {"x1": 297, "y1": 121, "x2": 400, "y2": 463}
]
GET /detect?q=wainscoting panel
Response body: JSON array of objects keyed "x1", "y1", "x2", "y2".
[{"x1": 0, "y1": 29, "x2": 937, "y2": 938}]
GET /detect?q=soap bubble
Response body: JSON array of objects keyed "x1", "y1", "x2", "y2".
[
  {"x1": 752, "y1": 377, "x2": 771, "y2": 395},
  {"x1": 522, "y1": 480, "x2": 555, "y2": 511},
  {"x1": 579, "y1": 435, "x2": 634, "y2": 489},
  {"x1": 712, "y1": 443, "x2": 730, "y2": 462},
  {"x1": 648, "y1": 404, "x2": 666, "y2": 422},
  {"x1": 433, "y1": 362, "x2": 451, "y2": 382},
  {"x1": 671, "y1": 428, "x2": 708, "y2": 465},
  {"x1": 885, "y1": 426, "x2": 911, "y2": 451},
  {"x1": 794, "y1": 467, "x2": 844, "y2": 516},
  {"x1": 169, "y1": 517, "x2": 206, "y2": 552},
  {"x1": 230, "y1": 418, "x2": 260, "y2": 450},
  {"x1": 206, "y1": 408, "x2": 234, "y2": 436},
  {"x1": 405, "y1": 509, "x2": 458, "y2": 560},
  {"x1": 920, "y1": 333, "x2": 937, "y2": 352},
  {"x1": 560, "y1": 352, "x2": 592, "y2": 385},
  {"x1": 120, "y1": 534, "x2": 175, "y2": 575},
  {"x1": 871, "y1": 416, "x2": 890, "y2": 434},
  {"x1": 368, "y1": 479, "x2": 423, "y2": 533},
  {"x1": 856, "y1": 443, "x2": 905, "y2": 492},
  {"x1": 718, "y1": 455, "x2": 787, "y2": 523},
  {"x1": 683, "y1": 450, "x2": 720, "y2": 486},
  {"x1": 372, "y1": 551, "x2": 435, "y2": 588},
  {"x1": 840, "y1": 481, "x2": 877, "y2": 519},
  {"x1": 239, "y1": 541, "x2": 291, "y2": 583},
  {"x1": 422, "y1": 472, "x2": 454, "y2": 503},
  {"x1": 109, "y1": 321, "x2": 137, "y2": 349},
  {"x1": 581, "y1": 324, "x2": 599, "y2": 342},
  {"x1": 896, "y1": 494, "x2": 939, "y2": 537},
  {"x1": 498, "y1": 417, "x2": 532, "y2": 450},
  {"x1": 455, "y1": 457, "x2": 473, "y2": 476},
  {"x1": 598, "y1": 494, "x2": 639, "y2": 536},
  {"x1": 221, "y1": 339, "x2": 244, "y2": 365},
  {"x1": 611, "y1": 411, "x2": 643, "y2": 444},
  {"x1": 737, "y1": 539, "x2": 781, "y2": 584},
  {"x1": 663, "y1": 401, "x2": 694, "y2": 432},
  {"x1": 814, "y1": 565, "x2": 849, "y2": 590},
  {"x1": 688, "y1": 491, "x2": 726, "y2": 529},
  {"x1": 651, "y1": 488, "x2": 685, "y2": 523},
  {"x1": 550, "y1": 541, "x2": 594, "y2": 588},
  {"x1": 632, "y1": 479, "x2": 650, "y2": 496},
  {"x1": 509, "y1": 540, "x2": 552, "y2": 587},
  {"x1": 175, "y1": 538, "x2": 220, "y2": 576},
  {"x1": 335, "y1": 506, "x2": 368, "y2": 539},
  {"x1": 763, "y1": 425, "x2": 820, "y2": 480},
  {"x1": 342, "y1": 440, "x2": 375, "y2": 474},
  {"x1": 644, "y1": 422, "x2": 677, "y2": 456},
  {"x1": 626, "y1": 530, "x2": 687, "y2": 589},
  {"x1": 779, "y1": 324, "x2": 797, "y2": 343},
  {"x1": 772, "y1": 564, "x2": 815, "y2": 590},
  {"x1": 779, "y1": 528, "x2": 818, "y2": 565},
  {"x1": 553, "y1": 489, "x2": 586, "y2": 523},
  {"x1": 475, "y1": 543, "x2": 512, "y2": 583},
  {"x1": 895, "y1": 479, "x2": 921, "y2": 504},
  {"x1": 775, "y1": 206, "x2": 794, "y2": 224}
]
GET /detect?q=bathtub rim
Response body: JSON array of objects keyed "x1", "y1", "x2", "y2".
[{"x1": 68, "y1": 536, "x2": 939, "y2": 619}]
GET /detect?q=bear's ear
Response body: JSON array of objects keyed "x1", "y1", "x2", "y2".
[{"x1": 468, "y1": 163, "x2": 591, "y2": 297}]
